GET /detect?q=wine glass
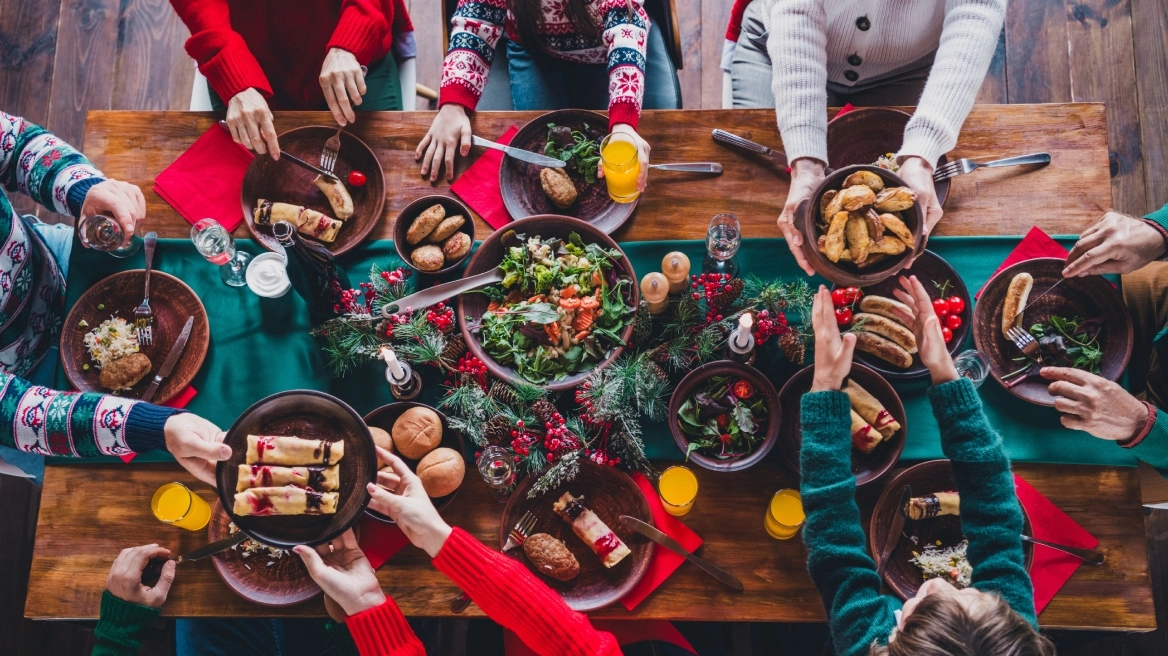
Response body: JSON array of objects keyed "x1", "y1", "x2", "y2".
[
  {"x1": 702, "y1": 213, "x2": 741, "y2": 278},
  {"x1": 190, "y1": 219, "x2": 251, "y2": 287},
  {"x1": 77, "y1": 214, "x2": 141, "y2": 258}
]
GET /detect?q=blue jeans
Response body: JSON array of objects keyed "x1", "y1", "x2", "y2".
[{"x1": 176, "y1": 619, "x2": 285, "y2": 656}]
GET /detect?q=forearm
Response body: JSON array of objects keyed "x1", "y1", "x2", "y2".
[
  {"x1": 0, "y1": 112, "x2": 103, "y2": 217},
  {"x1": 766, "y1": 0, "x2": 828, "y2": 164},
  {"x1": 432, "y1": 528, "x2": 621, "y2": 656},
  {"x1": 327, "y1": 0, "x2": 393, "y2": 65},
  {"x1": 438, "y1": 0, "x2": 507, "y2": 111},
  {"x1": 602, "y1": 0, "x2": 650, "y2": 130},
  {"x1": 344, "y1": 599, "x2": 425, "y2": 656},
  {"x1": 91, "y1": 592, "x2": 160, "y2": 656},
  {"x1": 899, "y1": 0, "x2": 1006, "y2": 165},
  {"x1": 171, "y1": 0, "x2": 272, "y2": 100}
]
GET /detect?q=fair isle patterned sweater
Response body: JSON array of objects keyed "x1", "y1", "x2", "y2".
[
  {"x1": 440, "y1": 0, "x2": 649, "y2": 129},
  {"x1": 0, "y1": 112, "x2": 180, "y2": 458}
]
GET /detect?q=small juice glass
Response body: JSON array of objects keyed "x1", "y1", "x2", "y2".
[
  {"x1": 658, "y1": 466, "x2": 698, "y2": 516},
  {"x1": 151, "y1": 482, "x2": 212, "y2": 531},
  {"x1": 765, "y1": 489, "x2": 805, "y2": 540},
  {"x1": 600, "y1": 132, "x2": 641, "y2": 203}
]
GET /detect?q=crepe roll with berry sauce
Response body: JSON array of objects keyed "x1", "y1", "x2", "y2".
[
  {"x1": 843, "y1": 380, "x2": 901, "y2": 439},
  {"x1": 904, "y1": 492, "x2": 960, "y2": 521},
  {"x1": 233, "y1": 486, "x2": 339, "y2": 516},
  {"x1": 552, "y1": 492, "x2": 631, "y2": 568},
  {"x1": 253, "y1": 200, "x2": 343, "y2": 243},
  {"x1": 246, "y1": 435, "x2": 345, "y2": 466},
  {"x1": 236, "y1": 464, "x2": 340, "y2": 492},
  {"x1": 850, "y1": 410, "x2": 885, "y2": 454}
]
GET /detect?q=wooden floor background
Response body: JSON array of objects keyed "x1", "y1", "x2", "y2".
[{"x1": 1, "y1": 0, "x2": 1167, "y2": 653}]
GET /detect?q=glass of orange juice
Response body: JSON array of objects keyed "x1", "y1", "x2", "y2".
[
  {"x1": 151, "y1": 482, "x2": 212, "y2": 531},
  {"x1": 658, "y1": 465, "x2": 698, "y2": 516},
  {"x1": 765, "y1": 489, "x2": 805, "y2": 540},
  {"x1": 600, "y1": 132, "x2": 641, "y2": 203}
]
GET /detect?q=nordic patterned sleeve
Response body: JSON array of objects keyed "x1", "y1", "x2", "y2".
[
  {"x1": 438, "y1": 0, "x2": 509, "y2": 112},
  {"x1": 600, "y1": 0, "x2": 649, "y2": 130},
  {"x1": 0, "y1": 112, "x2": 105, "y2": 219}
]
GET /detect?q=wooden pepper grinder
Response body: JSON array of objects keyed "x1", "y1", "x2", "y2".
[
  {"x1": 640, "y1": 272, "x2": 670, "y2": 314},
  {"x1": 662, "y1": 252, "x2": 691, "y2": 294}
]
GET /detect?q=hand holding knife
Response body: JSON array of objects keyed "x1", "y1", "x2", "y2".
[{"x1": 141, "y1": 532, "x2": 248, "y2": 586}]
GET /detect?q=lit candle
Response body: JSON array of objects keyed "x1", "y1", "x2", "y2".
[
  {"x1": 730, "y1": 313, "x2": 755, "y2": 354},
  {"x1": 661, "y1": 251, "x2": 690, "y2": 294},
  {"x1": 380, "y1": 346, "x2": 407, "y2": 383},
  {"x1": 640, "y1": 272, "x2": 670, "y2": 314}
]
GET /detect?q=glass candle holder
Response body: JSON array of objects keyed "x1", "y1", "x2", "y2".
[
  {"x1": 764, "y1": 489, "x2": 805, "y2": 540},
  {"x1": 151, "y1": 482, "x2": 212, "y2": 531},
  {"x1": 702, "y1": 213, "x2": 741, "y2": 278},
  {"x1": 954, "y1": 349, "x2": 991, "y2": 388},
  {"x1": 658, "y1": 465, "x2": 699, "y2": 516}
]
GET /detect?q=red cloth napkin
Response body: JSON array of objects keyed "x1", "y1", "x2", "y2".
[
  {"x1": 975, "y1": 227, "x2": 1069, "y2": 298},
  {"x1": 119, "y1": 386, "x2": 199, "y2": 463},
  {"x1": 1014, "y1": 474, "x2": 1098, "y2": 615},
  {"x1": 153, "y1": 125, "x2": 254, "y2": 231},
  {"x1": 504, "y1": 620, "x2": 696, "y2": 656},
  {"x1": 619, "y1": 472, "x2": 704, "y2": 610},
  {"x1": 450, "y1": 126, "x2": 519, "y2": 230},
  {"x1": 357, "y1": 515, "x2": 411, "y2": 568}
]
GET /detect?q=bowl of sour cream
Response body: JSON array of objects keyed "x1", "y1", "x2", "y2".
[{"x1": 246, "y1": 252, "x2": 292, "y2": 298}]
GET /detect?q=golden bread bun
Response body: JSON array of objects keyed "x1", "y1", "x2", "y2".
[
  {"x1": 368, "y1": 426, "x2": 392, "y2": 466},
  {"x1": 416, "y1": 447, "x2": 464, "y2": 498},
  {"x1": 391, "y1": 406, "x2": 443, "y2": 459}
]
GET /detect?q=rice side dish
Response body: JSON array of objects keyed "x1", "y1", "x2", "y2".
[
  {"x1": 83, "y1": 317, "x2": 139, "y2": 368},
  {"x1": 909, "y1": 540, "x2": 973, "y2": 589}
]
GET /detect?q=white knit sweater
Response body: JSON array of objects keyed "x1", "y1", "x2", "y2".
[{"x1": 761, "y1": 0, "x2": 1006, "y2": 166}]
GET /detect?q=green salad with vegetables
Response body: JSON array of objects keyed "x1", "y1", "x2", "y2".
[
  {"x1": 677, "y1": 376, "x2": 769, "y2": 460},
  {"x1": 470, "y1": 232, "x2": 635, "y2": 384},
  {"x1": 543, "y1": 123, "x2": 602, "y2": 183}
]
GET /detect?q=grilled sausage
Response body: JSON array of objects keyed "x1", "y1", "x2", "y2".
[
  {"x1": 854, "y1": 330, "x2": 914, "y2": 369},
  {"x1": 853, "y1": 312, "x2": 918, "y2": 354},
  {"x1": 1002, "y1": 272, "x2": 1034, "y2": 338}
]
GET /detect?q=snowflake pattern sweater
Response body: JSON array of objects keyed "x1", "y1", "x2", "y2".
[{"x1": 440, "y1": 0, "x2": 649, "y2": 129}]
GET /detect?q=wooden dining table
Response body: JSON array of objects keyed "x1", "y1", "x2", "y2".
[{"x1": 24, "y1": 105, "x2": 1157, "y2": 632}]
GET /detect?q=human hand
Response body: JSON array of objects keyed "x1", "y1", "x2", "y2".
[
  {"x1": 1063, "y1": 211, "x2": 1166, "y2": 277},
  {"x1": 293, "y1": 530, "x2": 386, "y2": 617},
  {"x1": 164, "y1": 413, "x2": 231, "y2": 486},
  {"x1": 897, "y1": 156, "x2": 942, "y2": 238},
  {"x1": 810, "y1": 285, "x2": 856, "y2": 392},
  {"x1": 81, "y1": 180, "x2": 145, "y2": 247},
  {"x1": 600, "y1": 124, "x2": 651, "y2": 193},
  {"x1": 366, "y1": 449, "x2": 453, "y2": 558},
  {"x1": 892, "y1": 275, "x2": 959, "y2": 384},
  {"x1": 778, "y1": 158, "x2": 825, "y2": 276},
  {"x1": 226, "y1": 88, "x2": 280, "y2": 159},
  {"x1": 1041, "y1": 367, "x2": 1147, "y2": 440},
  {"x1": 106, "y1": 544, "x2": 175, "y2": 609},
  {"x1": 320, "y1": 48, "x2": 366, "y2": 127},
  {"x1": 416, "y1": 104, "x2": 472, "y2": 183}
]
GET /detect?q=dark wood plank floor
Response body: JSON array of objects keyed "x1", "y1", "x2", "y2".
[{"x1": 2, "y1": 0, "x2": 1167, "y2": 654}]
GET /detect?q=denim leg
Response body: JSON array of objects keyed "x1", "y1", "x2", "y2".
[
  {"x1": 641, "y1": 23, "x2": 682, "y2": 110},
  {"x1": 507, "y1": 40, "x2": 575, "y2": 110},
  {"x1": 176, "y1": 618, "x2": 284, "y2": 656},
  {"x1": 29, "y1": 219, "x2": 73, "y2": 280}
]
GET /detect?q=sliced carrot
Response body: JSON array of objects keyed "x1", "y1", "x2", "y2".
[
  {"x1": 580, "y1": 294, "x2": 599, "y2": 310},
  {"x1": 574, "y1": 330, "x2": 590, "y2": 341},
  {"x1": 559, "y1": 297, "x2": 582, "y2": 310},
  {"x1": 544, "y1": 322, "x2": 560, "y2": 342},
  {"x1": 573, "y1": 307, "x2": 595, "y2": 331}
]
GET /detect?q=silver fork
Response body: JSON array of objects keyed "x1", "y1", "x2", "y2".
[
  {"x1": 1020, "y1": 534, "x2": 1105, "y2": 565},
  {"x1": 1006, "y1": 325, "x2": 1040, "y2": 362},
  {"x1": 450, "y1": 510, "x2": 537, "y2": 613},
  {"x1": 320, "y1": 126, "x2": 342, "y2": 173},
  {"x1": 933, "y1": 153, "x2": 1051, "y2": 181},
  {"x1": 134, "y1": 232, "x2": 157, "y2": 346}
]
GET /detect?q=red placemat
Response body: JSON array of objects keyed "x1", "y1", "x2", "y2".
[
  {"x1": 450, "y1": 126, "x2": 519, "y2": 230},
  {"x1": 975, "y1": 227, "x2": 1069, "y2": 298},
  {"x1": 1014, "y1": 474, "x2": 1098, "y2": 614},
  {"x1": 153, "y1": 125, "x2": 254, "y2": 231},
  {"x1": 619, "y1": 472, "x2": 704, "y2": 610},
  {"x1": 119, "y1": 386, "x2": 198, "y2": 463},
  {"x1": 357, "y1": 514, "x2": 411, "y2": 568}
]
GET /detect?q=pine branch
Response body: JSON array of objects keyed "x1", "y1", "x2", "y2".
[{"x1": 528, "y1": 451, "x2": 580, "y2": 499}]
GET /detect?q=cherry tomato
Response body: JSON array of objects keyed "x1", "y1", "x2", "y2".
[
  {"x1": 347, "y1": 170, "x2": 367, "y2": 187},
  {"x1": 947, "y1": 295, "x2": 965, "y2": 315},
  {"x1": 715, "y1": 414, "x2": 730, "y2": 431},
  {"x1": 842, "y1": 286, "x2": 863, "y2": 304},
  {"x1": 720, "y1": 433, "x2": 733, "y2": 446},
  {"x1": 941, "y1": 326, "x2": 954, "y2": 343},
  {"x1": 932, "y1": 298, "x2": 951, "y2": 318},
  {"x1": 835, "y1": 306, "x2": 853, "y2": 325},
  {"x1": 831, "y1": 288, "x2": 849, "y2": 307},
  {"x1": 944, "y1": 313, "x2": 963, "y2": 331},
  {"x1": 733, "y1": 380, "x2": 755, "y2": 399}
]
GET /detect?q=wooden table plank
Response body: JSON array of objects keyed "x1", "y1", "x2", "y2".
[
  {"x1": 24, "y1": 461, "x2": 1153, "y2": 630},
  {"x1": 80, "y1": 104, "x2": 1111, "y2": 244}
]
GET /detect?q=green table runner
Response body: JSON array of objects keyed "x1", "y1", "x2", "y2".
[{"x1": 55, "y1": 235, "x2": 1137, "y2": 469}]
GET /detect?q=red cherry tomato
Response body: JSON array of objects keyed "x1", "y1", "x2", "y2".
[
  {"x1": 932, "y1": 298, "x2": 951, "y2": 318},
  {"x1": 733, "y1": 380, "x2": 755, "y2": 399},
  {"x1": 843, "y1": 286, "x2": 863, "y2": 304},
  {"x1": 720, "y1": 433, "x2": 733, "y2": 446},
  {"x1": 715, "y1": 414, "x2": 729, "y2": 431},
  {"x1": 835, "y1": 306, "x2": 853, "y2": 325},
  {"x1": 347, "y1": 170, "x2": 367, "y2": 187},
  {"x1": 941, "y1": 326, "x2": 954, "y2": 343},
  {"x1": 944, "y1": 313, "x2": 963, "y2": 331},
  {"x1": 947, "y1": 295, "x2": 965, "y2": 315},
  {"x1": 831, "y1": 288, "x2": 849, "y2": 307}
]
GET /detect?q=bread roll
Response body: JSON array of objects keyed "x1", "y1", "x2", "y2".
[
  {"x1": 416, "y1": 447, "x2": 465, "y2": 498},
  {"x1": 391, "y1": 407, "x2": 443, "y2": 459},
  {"x1": 1002, "y1": 272, "x2": 1034, "y2": 338},
  {"x1": 369, "y1": 426, "x2": 393, "y2": 466}
]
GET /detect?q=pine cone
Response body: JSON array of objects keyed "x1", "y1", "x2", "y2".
[
  {"x1": 646, "y1": 361, "x2": 669, "y2": 383},
  {"x1": 710, "y1": 278, "x2": 745, "y2": 310},
  {"x1": 483, "y1": 415, "x2": 512, "y2": 446},
  {"x1": 441, "y1": 334, "x2": 467, "y2": 364},
  {"x1": 488, "y1": 382, "x2": 519, "y2": 408},
  {"x1": 532, "y1": 399, "x2": 559, "y2": 426},
  {"x1": 648, "y1": 343, "x2": 671, "y2": 364},
  {"x1": 779, "y1": 332, "x2": 806, "y2": 365}
]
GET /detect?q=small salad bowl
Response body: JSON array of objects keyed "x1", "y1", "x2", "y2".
[{"x1": 668, "y1": 360, "x2": 782, "y2": 472}]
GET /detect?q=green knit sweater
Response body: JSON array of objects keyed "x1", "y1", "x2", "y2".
[{"x1": 799, "y1": 377, "x2": 1036, "y2": 656}]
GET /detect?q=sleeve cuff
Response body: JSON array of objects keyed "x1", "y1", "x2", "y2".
[
  {"x1": 199, "y1": 44, "x2": 273, "y2": 103},
  {"x1": 777, "y1": 124, "x2": 828, "y2": 167},
  {"x1": 345, "y1": 599, "x2": 424, "y2": 656},
  {"x1": 898, "y1": 128, "x2": 949, "y2": 169},
  {"x1": 608, "y1": 103, "x2": 641, "y2": 131},
  {"x1": 438, "y1": 85, "x2": 479, "y2": 113},
  {"x1": 327, "y1": 13, "x2": 390, "y2": 65},
  {"x1": 927, "y1": 377, "x2": 981, "y2": 417},
  {"x1": 1141, "y1": 206, "x2": 1168, "y2": 260},
  {"x1": 1119, "y1": 401, "x2": 1159, "y2": 448},
  {"x1": 98, "y1": 590, "x2": 160, "y2": 633},
  {"x1": 124, "y1": 403, "x2": 185, "y2": 454},
  {"x1": 65, "y1": 177, "x2": 104, "y2": 218}
]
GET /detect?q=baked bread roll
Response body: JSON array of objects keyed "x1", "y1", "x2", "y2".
[
  {"x1": 428, "y1": 215, "x2": 466, "y2": 243},
  {"x1": 1002, "y1": 272, "x2": 1034, "y2": 338},
  {"x1": 233, "y1": 486, "x2": 338, "y2": 516},
  {"x1": 313, "y1": 174, "x2": 354, "y2": 220},
  {"x1": 246, "y1": 435, "x2": 344, "y2": 466},
  {"x1": 854, "y1": 331, "x2": 913, "y2": 369},
  {"x1": 553, "y1": 492, "x2": 630, "y2": 568},
  {"x1": 850, "y1": 410, "x2": 884, "y2": 454},
  {"x1": 236, "y1": 464, "x2": 340, "y2": 492},
  {"x1": 369, "y1": 426, "x2": 393, "y2": 466},
  {"x1": 442, "y1": 232, "x2": 472, "y2": 261},
  {"x1": 416, "y1": 447, "x2": 464, "y2": 498},
  {"x1": 523, "y1": 533, "x2": 580, "y2": 581},
  {"x1": 407, "y1": 204, "x2": 445, "y2": 244},
  {"x1": 853, "y1": 313, "x2": 918, "y2": 354},
  {"x1": 253, "y1": 200, "x2": 343, "y2": 243},
  {"x1": 843, "y1": 380, "x2": 901, "y2": 438},
  {"x1": 391, "y1": 407, "x2": 443, "y2": 459}
]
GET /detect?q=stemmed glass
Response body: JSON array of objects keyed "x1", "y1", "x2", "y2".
[
  {"x1": 190, "y1": 218, "x2": 251, "y2": 287},
  {"x1": 77, "y1": 214, "x2": 141, "y2": 258},
  {"x1": 702, "y1": 213, "x2": 741, "y2": 278}
]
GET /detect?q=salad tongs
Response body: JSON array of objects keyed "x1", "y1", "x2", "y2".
[{"x1": 380, "y1": 268, "x2": 504, "y2": 318}]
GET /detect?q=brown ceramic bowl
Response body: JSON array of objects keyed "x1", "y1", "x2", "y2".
[
  {"x1": 61, "y1": 270, "x2": 210, "y2": 404},
  {"x1": 241, "y1": 126, "x2": 385, "y2": 256},
  {"x1": 207, "y1": 500, "x2": 321, "y2": 607},
  {"x1": 457, "y1": 214, "x2": 639, "y2": 392},
  {"x1": 500, "y1": 109, "x2": 636, "y2": 234},
  {"x1": 849, "y1": 250, "x2": 971, "y2": 381},
  {"x1": 216, "y1": 390, "x2": 377, "y2": 548},
  {"x1": 869, "y1": 460, "x2": 1034, "y2": 600},
  {"x1": 500, "y1": 459, "x2": 653, "y2": 611},
  {"x1": 972, "y1": 258, "x2": 1133, "y2": 406},
  {"x1": 826, "y1": 107, "x2": 951, "y2": 207},
  {"x1": 362, "y1": 402, "x2": 465, "y2": 523},
  {"x1": 668, "y1": 360, "x2": 781, "y2": 472},
  {"x1": 777, "y1": 363, "x2": 906, "y2": 486},
  {"x1": 392, "y1": 195, "x2": 476, "y2": 275},
  {"x1": 797, "y1": 165, "x2": 925, "y2": 287}
]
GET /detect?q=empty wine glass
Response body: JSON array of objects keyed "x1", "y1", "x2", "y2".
[
  {"x1": 78, "y1": 214, "x2": 141, "y2": 258},
  {"x1": 191, "y1": 218, "x2": 251, "y2": 287},
  {"x1": 702, "y1": 213, "x2": 741, "y2": 278}
]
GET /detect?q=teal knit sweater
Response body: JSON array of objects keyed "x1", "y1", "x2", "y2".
[{"x1": 799, "y1": 377, "x2": 1036, "y2": 656}]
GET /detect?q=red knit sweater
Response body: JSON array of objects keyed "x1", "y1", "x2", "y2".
[{"x1": 171, "y1": 0, "x2": 413, "y2": 109}]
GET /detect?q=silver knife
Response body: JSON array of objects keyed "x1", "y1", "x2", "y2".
[
  {"x1": 1009, "y1": 277, "x2": 1068, "y2": 325},
  {"x1": 142, "y1": 316, "x2": 195, "y2": 403},
  {"x1": 379, "y1": 268, "x2": 504, "y2": 318},
  {"x1": 215, "y1": 120, "x2": 339, "y2": 180},
  {"x1": 649, "y1": 162, "x2": 723, "y2": 174},
  {"x1": 471, "y1": 135, "x2": 566, "y2": 168},
  {"x1": 711, "y1": 129, "x2": 789, "y2": 170},
  {"x1": 141, "y1": 532, "x2": 248, "y2": 586},
  {"x1": 620, "y1": 515, "x2": 744, "y2": 591},
  {"x1": 876, "y1": 485, "x2": 913, "y2": 580}
]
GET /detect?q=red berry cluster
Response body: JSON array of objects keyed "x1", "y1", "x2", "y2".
[
  {"x1": 382, "y1": 310, "x2": 412, "y2": 339},
  {"x1": 455, "y1": 353, "x2": 488, "y2": 389},
  {"x1": 541, "y1": 410, "x2": 580, "y2": 463},
  {"x1": 336, "y1": 282, "x2": 379, "y2": 315},
  {"x1": 425, "y1": 302, "x2": 454, "y2": 333},
  {"x1": 755, "y1": 309, "x2": 790, "y2": 342},
  {"x1": 509, "y1": 419, "x2": 535, "y2": 457},
  {"x1": 689, "y1": 273, "x2": 733, "y2": 322},
  {"x1": 574, "y1": 382, "x2": 614, "y2": 432},
  {"x1": 380, "y1": 267, "x2": 410, "y2": 286},
  {"x1": 584, "y1": 447, "x2": 620, "y2": 467}
]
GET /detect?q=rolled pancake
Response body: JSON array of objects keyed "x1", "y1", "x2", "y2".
[
  {"x1": 236, "y1": 464, "x2": 340, "y2": 492},
  {"x1": 850, "y1": 410, "x2": 884, "y2": 454},
  {"x1": 552, "y1": 492, "x2": 631, "y2": 568},
  {"x1": 843, "y1": 380, "x2": 901, "y2": 439},
  {"x1": 253, "y1": 199, "x2": 343, "y2": 243},
  {"x1": 246, "y1": 435, "x2": 344, "y2": 466},
  {"x1": 233, "y1": 486, "x2": 339, "y2": 516}
]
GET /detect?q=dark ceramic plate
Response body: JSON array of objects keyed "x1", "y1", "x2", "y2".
[
  {"x1": 61, "y1": 270, "x2": 209, "y2": 404},
  {"x1": 500, "y1": 109, "x2": 636, "y2": 234},
  {"x1": 363, "y1": 402, "x2": 465, "y2": 522},
  {"x1": 208, "y1": 500, "x2": 321, "y2": 607},
  {"x1": 216, "y1": 390, "x2": 377, "y2": 548},
  {"x1": 851, "y1": 250, "x2": 971, "y2": 381},
  {"x1": 392, "y1": 195, "x2": 475, "y2": 275},
  {"x1": 241, "y1": 126, "x2": 385, "y2": 256},
  {"x1": 457, "y1": 214, "x2": 640, "y2": 392},
  {"x1": 500, "y1": 460, "x2": 653, "y2": 611},
  {"x1": 777, "y1": 363, "x2": 906, "y2": 486},
  {"x1": 668, "y1": 360, "x2": 781, "y2": 472},
  {"x1": 826, "y1": 107, "x2": 951, "y2": 207},
  {"x1": 972, "y1": 258, "x2": 1133, "y2": 406},
  {"x1": 869, "y1": 460, "x2": 1034, "y2": 600}
]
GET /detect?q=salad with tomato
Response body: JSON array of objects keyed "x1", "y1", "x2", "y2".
[{"x1": 677, "y1": 376, "x2": 769, "y2": 460}]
